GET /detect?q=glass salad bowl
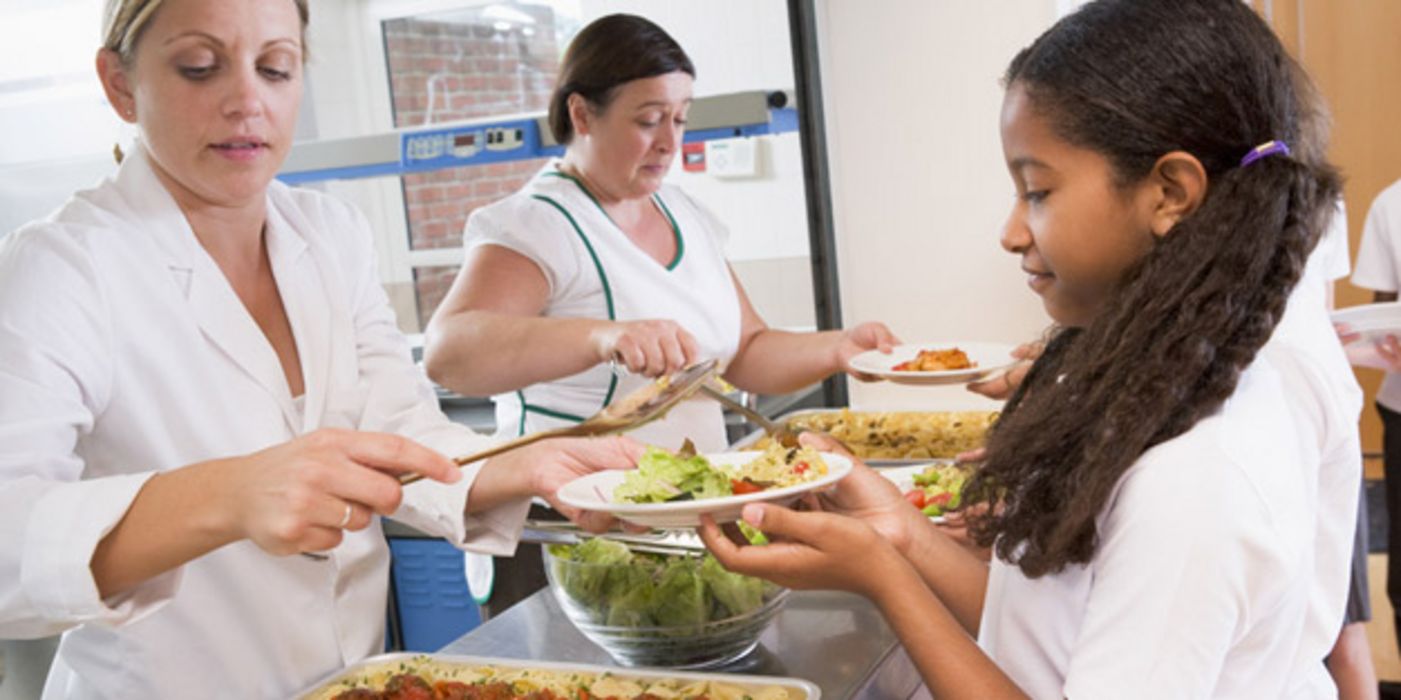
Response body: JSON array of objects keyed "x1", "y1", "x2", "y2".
[{"x1": 542, "y1": 539, "x2": 788, "y2": 669}]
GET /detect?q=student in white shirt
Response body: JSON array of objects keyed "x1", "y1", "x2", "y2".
[
  {"x1": 701, "y1": 0, "x2": 1359, "y2": 696},
  {"x1": 0, "y1": 1, "x2": 640, "y2": 697},
  {"x1": 1350, "y1": 177, "x2": 1401, "y2": 657}
]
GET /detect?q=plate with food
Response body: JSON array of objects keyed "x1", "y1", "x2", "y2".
[
  {"x1": 848, "y1": 342, "x2": 1017, "y2": 385},
  {"x1": 557, "y1": 444, "x2": 853, "y2": 529},
  {"x1": 880, "y1": 461, "x2": 974, "y2": 523}
]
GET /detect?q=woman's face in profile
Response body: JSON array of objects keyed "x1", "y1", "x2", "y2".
[{"x1": 113, "y1": 0, "x2": 304, "y2": 210}]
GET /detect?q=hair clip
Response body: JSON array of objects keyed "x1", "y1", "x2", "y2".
[{"x1": 1240, "y1": 140, "x2": 1291, "y2": 168}]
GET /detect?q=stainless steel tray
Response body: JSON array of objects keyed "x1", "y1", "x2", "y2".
[
  {"x1": 729, "y1": 407, "x2": 997, "y2": 466},
  {"x1": 297, "y1": 653, "x2": 821, "y2": 700}
]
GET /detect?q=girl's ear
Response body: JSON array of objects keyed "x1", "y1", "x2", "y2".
[
  {"x1": 567, "y1": 93, "x2": 592, "y2": 139},
  {"x1": 1147, "y1": 151, "x2": 1208, "y2": 238}
]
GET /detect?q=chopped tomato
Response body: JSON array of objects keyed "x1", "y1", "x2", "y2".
[
  {"x1": 793, "y1": 461, "x2": 810, "y2": 475},
  {"x1": 904, "y1": 490, "x2": 926, "y2": 509},
  {"x1": 927, "y1": 492, "x2": 952, "y2": 507},
  {"x1": 731, "y1": 479, "x2": 764, "y2": 495}
]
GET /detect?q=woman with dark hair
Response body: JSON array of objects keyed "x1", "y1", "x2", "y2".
[
  {"x1": 701, "y1": 0, "x2": 1360, "y2": 695},
  {"x1": 424, "y1": 14, "x2": 895, "y2": 453}
]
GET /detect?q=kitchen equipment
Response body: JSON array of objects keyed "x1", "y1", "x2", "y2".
[{"x1": 401, "y1": 359, "x2": 720, "y2": 486}]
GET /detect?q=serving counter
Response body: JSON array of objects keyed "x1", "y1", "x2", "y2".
[{"x1": 438, "y1": 588, "x2": 922, "y2": 700}]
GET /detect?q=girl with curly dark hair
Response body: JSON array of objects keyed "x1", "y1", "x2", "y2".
[{"x1": 700, "y1": 0, "x2": 1362, "y2": 696}]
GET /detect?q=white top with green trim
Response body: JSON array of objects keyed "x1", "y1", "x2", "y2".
[{"x1": 463, "y1": 162, "x2": 741, "y2": 452}]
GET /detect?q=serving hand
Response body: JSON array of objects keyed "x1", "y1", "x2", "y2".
[
  {"x1": 227, "y1": 429, "x2": 461, "y2": 556},
  {"x1": 591, "y1": 319, "x2": 700, "y2": 378},
  {"x1": 836, "y1": 322, "x2": 901, "y2": 382}
]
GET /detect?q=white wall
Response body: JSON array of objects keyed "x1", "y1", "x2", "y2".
[{"x1": 817, "y1": 0, "x2": 1056, "y2": 410}]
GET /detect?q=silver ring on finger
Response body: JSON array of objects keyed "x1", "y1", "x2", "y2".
[{"x1": 338, "y1": 502, "x2": 353, "y2": 529}]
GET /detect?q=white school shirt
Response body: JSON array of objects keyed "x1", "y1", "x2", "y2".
[
  {"x1": 0, "y1": 145, "x2": 531, "y2": 699},
  {"x1": 463, "y1": 164, "x2": 742, "y2": 452},
  {"x1": 1352, "y1": 179, "x2": 1401, "y2": 410},
  {"x1": 978, "y1": 237, "x2": 1362, "y2": 698}
]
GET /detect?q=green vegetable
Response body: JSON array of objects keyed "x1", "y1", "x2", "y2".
[
  {"x1": 549, "y1": 539, "x2": 775, "y2": 629},
  {"x1": 700, "y1": 555, "x2": 764, "y2": 617},
  {"x1": 548, "y1": 538, "x2": 632, "y2": 608},
  {"x1": 653, "y1": 559, "x2": 709, "y2": 627},
  {"x1": 613, "y1": 447, "x2": 732, "y2": 504}
]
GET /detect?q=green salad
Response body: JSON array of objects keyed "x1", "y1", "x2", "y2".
[
  {"x1": 904, "y1": 463, "x2": 971, "y2": 517},
  {"x1": 612, "y1": 445, "x2": 828, "y2": 504},
  {"x1": 611, "y1": 447, "x2": 733, "y2": 503},
  {"x1": 546, "y1": 538, "x2": 773, "y2": 629}
]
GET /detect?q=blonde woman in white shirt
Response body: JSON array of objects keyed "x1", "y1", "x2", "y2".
[{"x1": 0, "y1": 1, "x2": 639, "y2": 697}]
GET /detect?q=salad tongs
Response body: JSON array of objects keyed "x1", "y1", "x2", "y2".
[{"x1": 400, "y1": 359, "x2": 721, "y2": 486}]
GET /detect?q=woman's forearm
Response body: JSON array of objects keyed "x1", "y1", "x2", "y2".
[
  {"x1": 725, "y1": 328, "x2": 846, "y2": 394},
  {"x1": 424, "y1": 311, "x2": 608, "y2": 396},
  {"x1": 90, "y1": 460, "x2": 241, "y2": 599}
]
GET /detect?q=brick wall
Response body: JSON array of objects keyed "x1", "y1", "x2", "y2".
[{"x1": 382, "y1": 10, "x2": 560, "y2": 327}]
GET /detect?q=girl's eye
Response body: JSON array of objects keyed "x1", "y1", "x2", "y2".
[
  {"x1": 178, "y1": 64, "x2": 216, "y2": 80},
  {"x1": 1021, "y1": 190, "x2": 1049, "y2": 205},
  {"x1": 674, "y1": 117, "x2": 687, "y2": 126}
]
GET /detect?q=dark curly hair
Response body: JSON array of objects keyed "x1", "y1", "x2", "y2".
[{"x1": 965, "y1": 0, "x2": 1343, "y2": 577}]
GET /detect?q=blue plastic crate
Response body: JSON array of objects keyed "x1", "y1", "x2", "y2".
[{"x1": 388, "y1": 538, "x2": 482, "y2": 652}]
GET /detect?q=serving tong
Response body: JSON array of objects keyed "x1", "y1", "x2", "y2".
[
  {"x1": 400, "y1": 359, "x2": 721, "y2": 486},
  {"x1": 696, "y1": 385, "x2": 800, "y2": 448},
  {"x1": 523, "y1": 519, "x2": 705, "y2": 557}
]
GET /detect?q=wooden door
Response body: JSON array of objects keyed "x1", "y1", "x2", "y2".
[{"x1": 1254, "y1": 0, "x2": 1401, "y2": 477}]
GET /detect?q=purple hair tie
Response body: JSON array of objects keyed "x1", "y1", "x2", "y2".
[{"x1": 1240, "y1": 140, "x2": 1291, "y2": 167}]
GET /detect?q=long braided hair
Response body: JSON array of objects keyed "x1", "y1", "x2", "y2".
[{"x1": 966, "y1": 0, "x2": 1343, "y2": 577}]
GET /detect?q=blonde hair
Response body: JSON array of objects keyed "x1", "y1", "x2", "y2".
[{"x1": 101, "y1": 0, "x2": 310, "y2": 66}]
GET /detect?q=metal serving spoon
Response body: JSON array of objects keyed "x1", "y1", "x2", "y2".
[
  {"x1": 696, "y1": 384, "x2": 800, "y2": 448},
  {"x1": 398, "y1": 358, "x2": 721, "y2": 486}
]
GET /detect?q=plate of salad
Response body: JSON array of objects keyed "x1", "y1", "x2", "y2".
[
  {"x1": 557, "y1": 444, "x2": 853, "y2": 529},
  {"x1": 880, "y1": 461, "x2": 973, "y2": 522}
]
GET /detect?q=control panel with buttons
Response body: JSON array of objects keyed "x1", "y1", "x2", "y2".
[{"x1": 399, "y1": 118, "x2": 547, "y2": 173}]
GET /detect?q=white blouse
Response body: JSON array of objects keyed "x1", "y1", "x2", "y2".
[
  {"x1": 464, "y1": 163, "x2": 743, "y2": 453},
  {"x1": 0, "y1": 145, "x2": 530, "y2": 698}
]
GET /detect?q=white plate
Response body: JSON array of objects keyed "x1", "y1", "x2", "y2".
[
  {"x1": 557, "y1": 452, "x2": 853, "y2": 529},
  {"x1": 848, "y1": 342, "x2": 1018, "y2": 385},
  {"x1": 1332, "y1": 303, "x2": 1401, "y2": 370}
]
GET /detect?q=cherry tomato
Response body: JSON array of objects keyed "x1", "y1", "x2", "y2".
[{"x1": 731, "y1": 479, "x2": 764, "y2": 495}]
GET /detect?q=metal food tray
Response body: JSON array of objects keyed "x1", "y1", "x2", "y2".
[
  {"x1": 730, "y1": 407, "x2": 997, "y2": 466},
  {"x1": 297, "y1": 653, "x2": 821, "y2": 700}
]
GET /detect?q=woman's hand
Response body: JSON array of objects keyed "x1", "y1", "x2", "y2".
[
  {"x1": 224, "y1": 429, "x2": 461, "y2": 556},
  {"x1": 965, "y1": 340, "x2": 1041, "y2": 399},
  {"x1": 836, "y1": 322, "x2": 900, "y2": 381},
  {"x1": 508, "y1": 435, "x2": 646, "y2": 532},
  {"x1": 590, "y1": 319, "x2": 701, "y2": 377},
  {"x1": 699, "y1": 504, "x2": 902, "y2": 598}
]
